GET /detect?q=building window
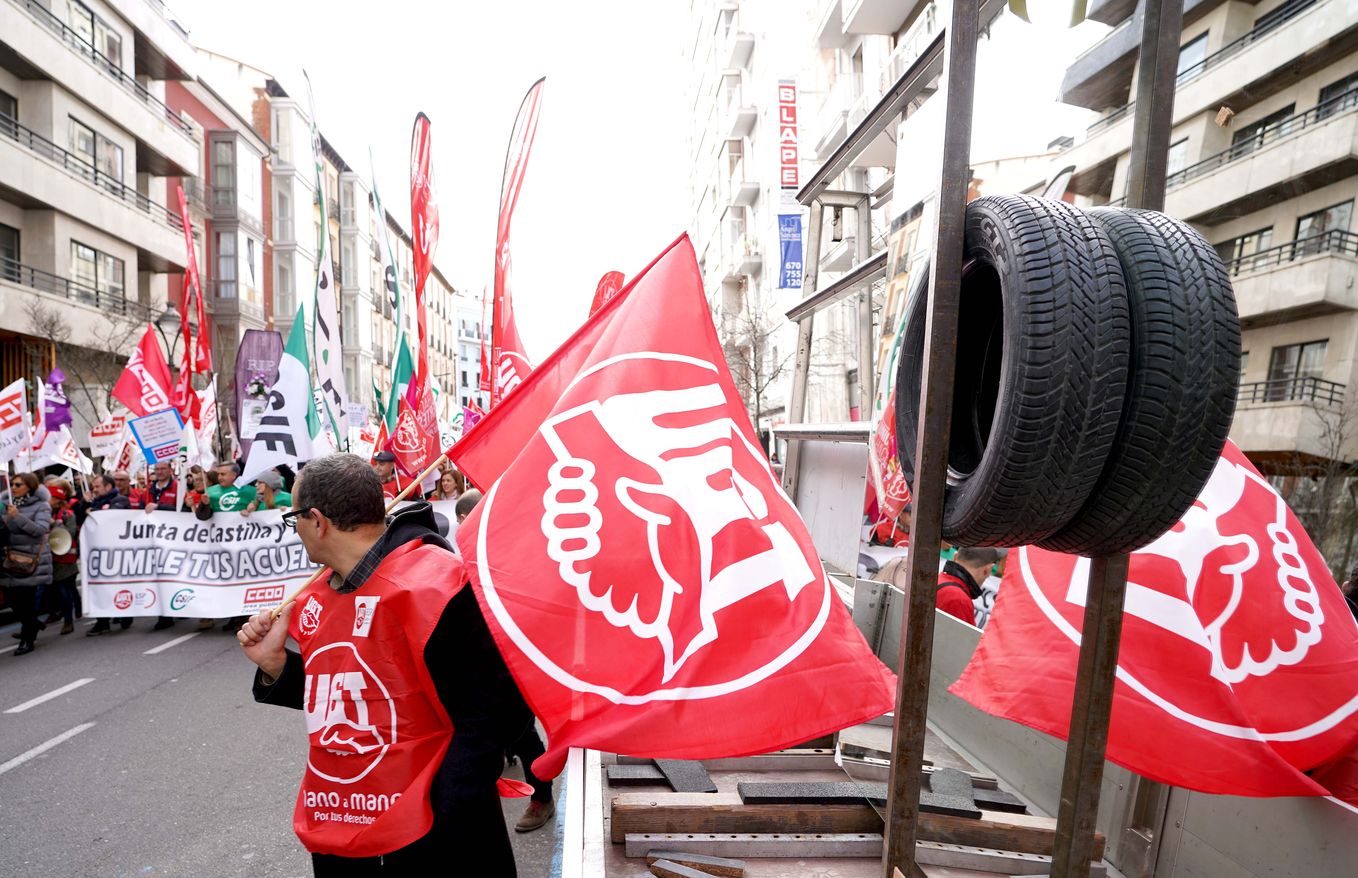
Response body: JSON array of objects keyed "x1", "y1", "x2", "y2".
[
  {"x1": 1318, "y1": 72, "x2": 1358, "y2": 119},
  {"x1": 0, "y1": 223, "x2": 18, "y2": 281},
  {"x1": 1165, "y1": 138, "x2": 1189, "y2": 177},
  {"x1": 341, "y1": 181, "x2": 356, "y2": 225},
  {"x1": 341, "y1": 241, "x2": 356, "y2": 287},
  {"x1": 1295, "y1": 201, "x2": 1353, "y2": 256},
  {"x1": 212, "y1": 140, "x2": 236, "y2": 207},
  {"x1": 69, "y1": 241, "x2": 123, "y2": 300},
  {"x1": 1240, "y1": 351, "x2": 1250, "y2": 376},
  {"x1": 1215, "y1": 227, "x2": 1273, "y2": 272},
  {"x1": 67, "y1": 1, "x2": 120, "y2": 68},
  {"x1": 0, "y1": 89, "x2": 14, "y2": 135},
  {"x1": 215, "y1": 231, "x2": 236, "y2": 298},
  {"x1": 276, "y1": 257, "x2": 294, "y2": 316},
  {"x1": 275, "y1": 184, "x2": 293, "y2": 242},
  {"x1": 1266, "y1": 339, "x2": 1327, "y2": 401},
  {"x1": 1230, "y1": 104, "x2": 1295, "y2": 159},
  {"x1": 1176, "y1": 33, "x2": 1208, "y2": 79}
]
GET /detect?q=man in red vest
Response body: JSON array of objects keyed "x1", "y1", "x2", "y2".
[
  {"x1": 936, "y1": 547, "x2": 1003, "y2": 626},
  {"x1": 237, "y1": 453, "x2": 532, "y2": 875}
]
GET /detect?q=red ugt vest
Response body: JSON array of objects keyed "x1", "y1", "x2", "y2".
[{"x1": 287, "y1": 540, "x2": 459, "y2": 856}]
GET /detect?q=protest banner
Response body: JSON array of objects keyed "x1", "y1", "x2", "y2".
[
  {"x1": 128, "y1": 409, "x2": 185, "y2": 465},
  {"x1": 80, "y1": 504, "x2": 460, "y2": 618},
  {"x1": 90, "y1": 409, "x2": 131, "y2": 459}
]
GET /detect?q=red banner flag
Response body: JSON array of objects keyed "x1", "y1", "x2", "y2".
[
  {"x1": 112, "y1": 326, "x2": 174, "y2": 417},
  {"x1": 388, "y1": 379, "x2": 440, "y2": 481},
  {"x1": 950, "y1": 442, "x2": 1358, "y2": 797},
  {"x1": 175, "y1": 185, "x2": 211, "y2": 373},
  {"x1": 589, "y1": 270, "x2": 625, "y2": 316},
  {"x1": 450, "y1": 234, "x2": 896, "y2": 779},
  {"x1": 490, "y1": 78, "x2": 545, "y2": 407},
  {"x1": 478, "y1": 285, "x2": 492, "y2": 394},
  {"x1": 409, "y1": 112, "x2": 439, "y2": 393}
]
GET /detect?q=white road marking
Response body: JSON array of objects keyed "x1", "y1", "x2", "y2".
[
  {"x1": 0, "y1": 723, "x2": 96, "y2": 776},
  {"x1": 143, "y1": 631, "x2": 202, "y2": 655},
  {"x1": 0, "y1": 644, "x2": 17, "y2": 655},
  {"x1": 3, "y1": 678, "x2": 95, "y2": 714}
]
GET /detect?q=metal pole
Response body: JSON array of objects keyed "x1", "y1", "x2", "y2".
[
  {"x1": 855, "y1": 193, "x2": 874, "y2": 418},
  {"x1": 882, "y1": 0, "x2": 979, "y2": 874},
  {"x1": 1124, "y1": 0, "x2": 1184, "y2": 213},
  {"x1": 1050, "y1": 0, "x2": 1181, "y2": 874},
  {"x1": 782, "y1": 199, "x2": 825, "y2": 499}
]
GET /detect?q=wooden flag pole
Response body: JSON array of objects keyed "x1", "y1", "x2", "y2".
[{"x1": 270, "y1": 453, "x2": 448, "y2": 618}]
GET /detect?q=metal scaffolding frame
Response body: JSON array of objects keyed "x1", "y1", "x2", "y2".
[{"x1": 777, "y1": 0, "x2": 1186, "y2": 874}]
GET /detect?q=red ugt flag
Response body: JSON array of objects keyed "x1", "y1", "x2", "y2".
[
  {"x1": 451, "y1": 235, "x2": 896, "y2": 779},
  {"x1": 950, "y1": 442, "x2": 1358, "y2": 797},
  {"x1": 490, "y1": 78, "x2": 544, "y2": 406},
  {"x1": 112, "y1": 326, "x2": 173, "y2": 417}
]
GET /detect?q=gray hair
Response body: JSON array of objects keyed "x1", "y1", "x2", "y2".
[{"x1": 295, "y1": 454, "x2": 385, "y2": 531}]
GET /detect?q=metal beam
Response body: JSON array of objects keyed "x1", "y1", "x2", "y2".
[
  {"x1": 785, "y1": 250, "x2": 888, "y2": 322},
  {"x1": 856, "y1": 183, "x2": 875, "y2": 417},
  {"x1": 1050, "y1": 0, "x2": 1182, "y2": 875},
  {"x1": 817, "y1": 189, "x2": 872, "y2": 209},
  {"x1": 882, "y1": 0, "x2": 979, "y2": 874},
  {"x1": 796, "y1": 32, "x2": 945, "y2": 205},
  {"x1": 781, "y1": 199, "x2": 825, "y2": 500}
]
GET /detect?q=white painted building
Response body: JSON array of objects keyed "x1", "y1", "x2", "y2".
[{"x1": 0, "y1": 0, "x2": 201, "y2": 434}]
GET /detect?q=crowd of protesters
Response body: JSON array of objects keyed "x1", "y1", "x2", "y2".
[{"x1": 0, "y1": 456, "x2": 472, "y2": 656}]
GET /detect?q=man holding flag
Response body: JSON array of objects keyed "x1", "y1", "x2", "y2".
[{"x1": 236, "y1": 454, "x2": 532, "y2": 874}]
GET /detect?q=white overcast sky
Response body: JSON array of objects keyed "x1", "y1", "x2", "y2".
[{"x1": 178, "y1": 1, "x2": 1105, "y2": 360}]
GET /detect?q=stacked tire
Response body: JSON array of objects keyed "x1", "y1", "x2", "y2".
[{"x1": 894, "y1": 195, "x2": 1240, "y2": 556}]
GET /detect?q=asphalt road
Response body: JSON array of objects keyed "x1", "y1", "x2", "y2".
[{"x1": 0, "y1": 616, "x2": 560, "y2": 878}]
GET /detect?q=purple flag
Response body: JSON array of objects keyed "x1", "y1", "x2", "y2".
[
  {"x1": 462, "y1": 405, "x2": 483, "y2": 434},
  {"x1": 44, "y1": 368, "x2": 72, "y2": 431}
]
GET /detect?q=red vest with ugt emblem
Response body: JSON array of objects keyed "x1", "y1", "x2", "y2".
[{"x1": 287, "y1": 540, "x2": 460, "y2": 856}]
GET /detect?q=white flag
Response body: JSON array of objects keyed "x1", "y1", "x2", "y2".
[
  {"x1": 305, "y1": 71, "x2": 349, "y2": 442},
  {"x1": 240, "y1": 307, "x2": 318, "y2": 483},
  {"x1": 0, "y1": 378, "x2": 28, "y2": 464}
]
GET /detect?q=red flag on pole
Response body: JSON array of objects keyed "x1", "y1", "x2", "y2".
[
  {"x1": 490, "y1": 78, "x2": 545, "y2": 407},
  {"x1": 408, "y1": 112, "x2": 439, "y2": 394},
  {"x1": 450, "y1": 234, "x2": 896, "y2": 779},
  {"x1": 175, "y1": 185, "x2": 211, "y2": 373},
  {"x1": 589, "y1": 270, "x2": 626, "y2": 316},
  {"x1": 478, "y1": 285, "x2": 491, "y2": 394},
  {"x1": 950, "y1": 442, "x2": 1358, "y2": 797},
  {"x1": 112, "y1": 326, "x2": 174, "y2": 417}
]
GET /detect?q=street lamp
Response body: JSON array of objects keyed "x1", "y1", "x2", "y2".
[{"x1": 154, "y1": 301, "x2": 184, "y2": 362}]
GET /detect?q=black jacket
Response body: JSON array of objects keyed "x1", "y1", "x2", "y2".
[{"x1": 252, "y1": 501, "x2": 533, "y2": 813}]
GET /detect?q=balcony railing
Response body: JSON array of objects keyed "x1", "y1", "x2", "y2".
[
  {"x1": 1224, "y1": 230, "x2": 1358, "y2": 276},
  {"x1": 0, "y1": 255, "x2": 154, "y2": 320},
  {"x1": 9, "y1": 0, "x2": 194, "y2": 140},
  {"x1": 1175, "y1": 0, "x2": 1319, "y2": 86},
  {"x1": 1239, "y1": 376, "x2": 1345, "y2": 406},
  {"x1": 1087, "y1": 101, "x2": 1134, "y2": 136},
  {"x1": 1167, "y1": 87, "x2": 1358, "y2": 188},
  {"x1": 0, "y1": 113, "x2": 185, "y2": 232},
  {"x1": 879, "y1": 2, "x2": 939, "y2": 94}
]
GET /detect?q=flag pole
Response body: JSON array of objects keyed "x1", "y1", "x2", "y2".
[{"x1": 270, "y1": 452, "x2": 447, "y2": 618}]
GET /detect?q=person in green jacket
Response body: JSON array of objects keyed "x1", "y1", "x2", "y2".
[
  {"x1": 243, "y1": 470, "x2": 292, "y2": 514},
  {"x1": 207, "y1": 462, "x2": 256, "y2": 513}
]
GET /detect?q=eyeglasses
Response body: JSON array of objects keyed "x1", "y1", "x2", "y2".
[{"x1": 281, "y1": 508, "x2": 312, "y2": 530}]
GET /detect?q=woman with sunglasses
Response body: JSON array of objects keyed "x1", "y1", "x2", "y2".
[{"x1": 2, "y1": 472, "x2": 53, "y2": 655}]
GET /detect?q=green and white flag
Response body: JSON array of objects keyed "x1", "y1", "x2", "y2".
[
  {"x1": 240, "y1": 305, "x2": 320, "y2": 483},
  {"x1": 371, "y1": 159, "x2": 414, "y2": 433},
  {"x1": 304, "y1": 72, "x2": 349, "y2": 444}
]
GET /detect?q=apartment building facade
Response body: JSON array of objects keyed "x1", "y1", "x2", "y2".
[
  {"x1": 0, "y1": 0, "x2": 200, "y2": 435},
  {"x1": 163, "y1": 75, "x2": 268, "y2": 421},
  {"x1": 687, "y1": 0, "x2": 966, "y2": 444},
  {"x1": 1040, "y1": 0, "x2": 1358, "y2": 559}
]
